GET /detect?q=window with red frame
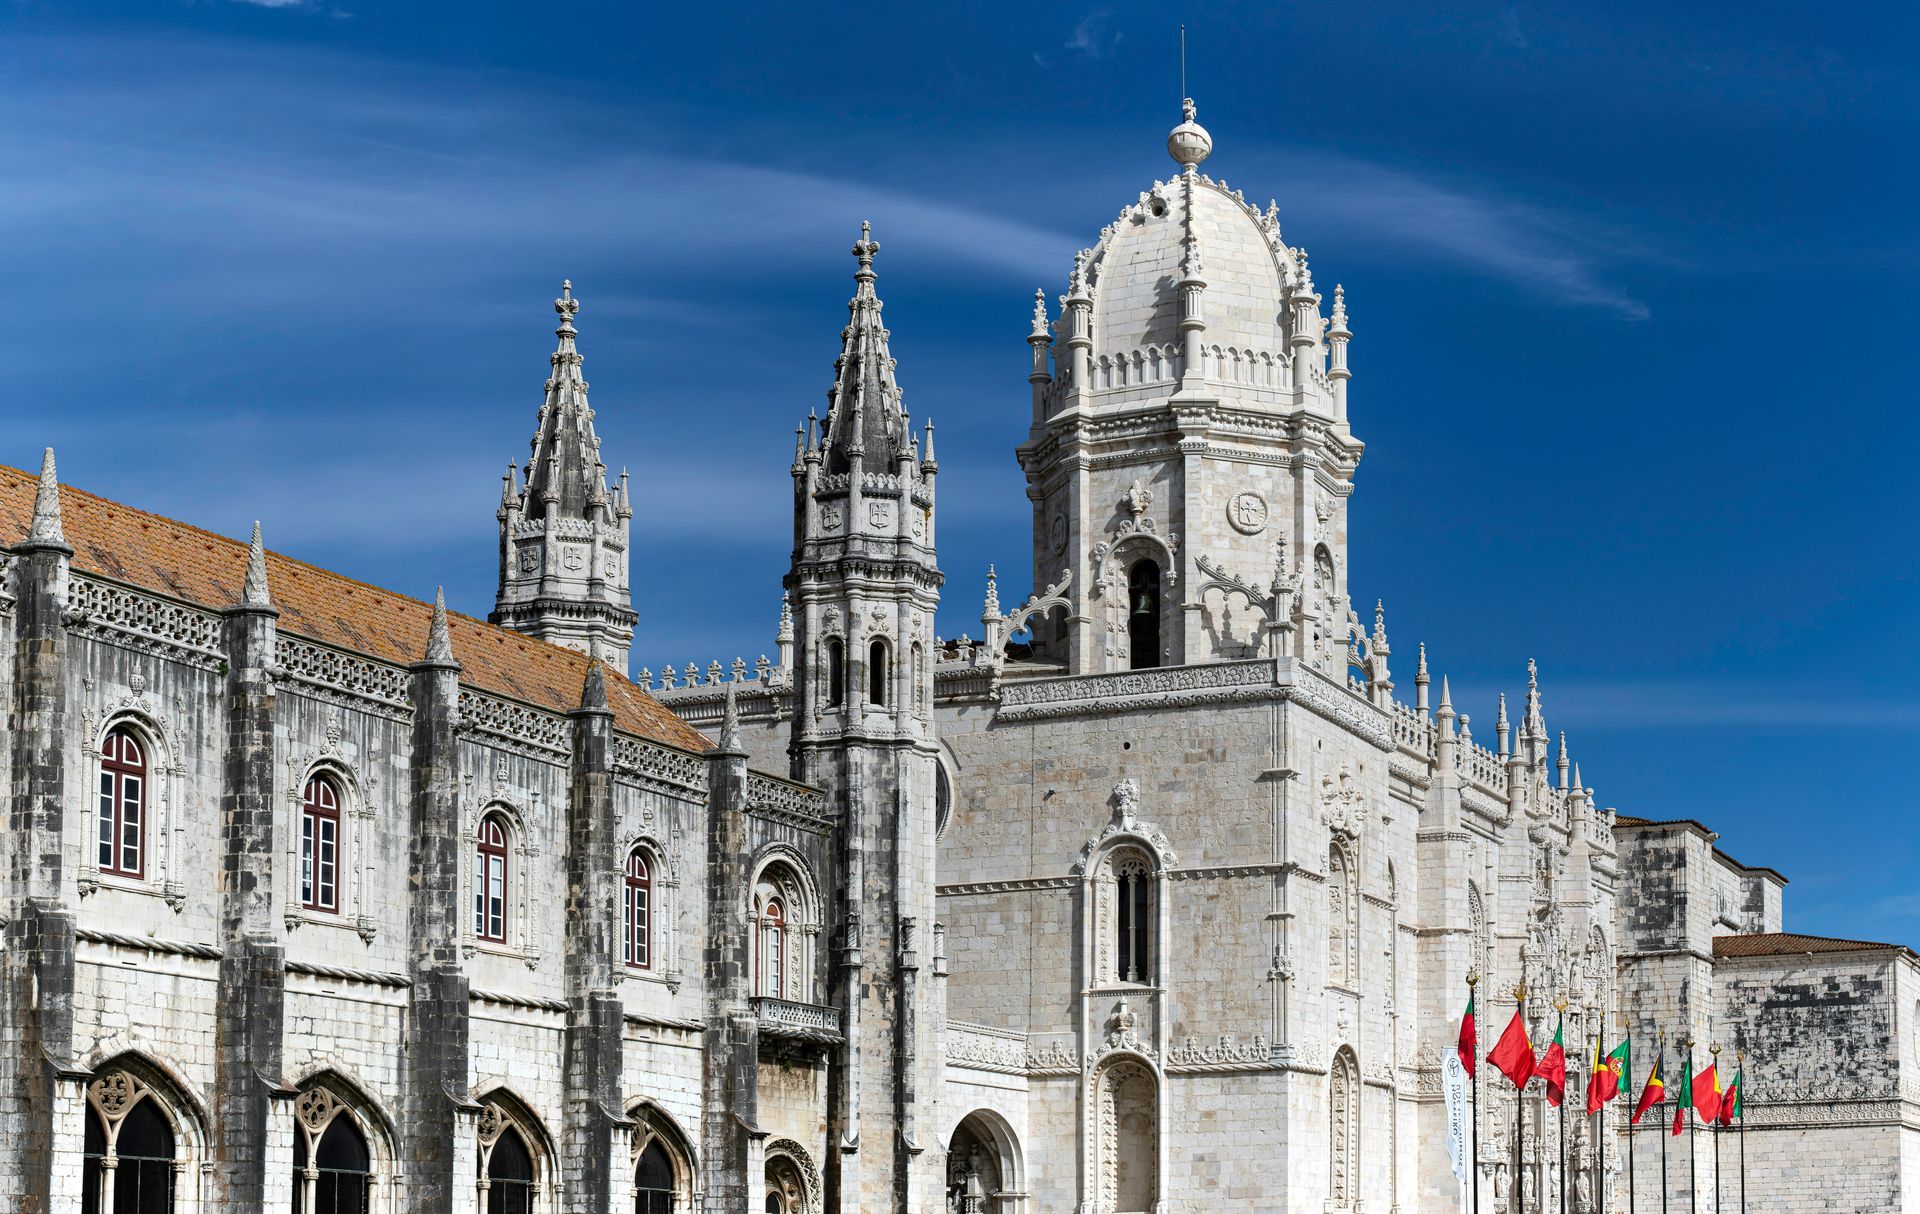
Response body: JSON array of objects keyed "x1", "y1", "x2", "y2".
[
  {"x1": 300, "y1": 775, "x2": 343, "y2": 913},
  {"x1": 757, "y1": 897, "x2": 785, "y2": 998},
  {"x1": 623, "y1": 850, "x2": 652, "y2": 970},
  {"x1": 97, "y1": 727, "x2": 146, "y2": 878},
  {"x1": 475, "y1": 815, "x2": 509, "y2": 942}
]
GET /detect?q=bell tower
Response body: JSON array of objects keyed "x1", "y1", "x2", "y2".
[
  {"x1": 490, "y1": 281, "x2": 638, "y2": 671},
  {"x1": 786, "y1": 223, "x2": 944, "y2": 1212},
  {"x1": 1016, "y1": 101, "x2": 1365, "y2": 675}
]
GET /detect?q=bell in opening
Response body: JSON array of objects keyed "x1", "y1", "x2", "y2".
[{"x1": 1127, "y1": 560, "x2": 1162, "y2": 670}]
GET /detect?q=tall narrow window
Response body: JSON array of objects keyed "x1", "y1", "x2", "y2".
[
  {"x1": 826, "y1": 639, "x2": 845, "y2": 707},
  {"x1": 294, "y1": 1111, "x2": 371, "y2": 1214},
  {"x1": 1115, "y1": 856, "x2": 1152, "y2": 984},
  {"x1": 1330, "y1": 1048, "x2": 1359, "y2": 1207},
  {"x1": 1329, "y1": 845, "x2": 1356, "y2": 989},
  {"x1": 83, "y1": 1094, "x2": 175, "y2": 1214},
  {"x1": 485, "y1": 1126, "x2": 535, "y2": 1214},
  {"x1": 1127, "y1": 559, "x2": 1162, "y2": 670},
  {"x1": 624, "y1": 850, "x2": 652, "y2": 970},
  {"x1": 97, "y1": 727, "x2": 147, "y2": 878},
  {"x1": 759, "y1": 898, "x2": 786, "y2": 998},
  {"x1": 476, "y1": 815, "x2": 509, "y2": 943},
  {"x1": 300, "y1": 775, "x2": 343, "y2": 913},
  {"x1": 634, "y1": 1139, "x2": 677, "y2": 1214},
  {"x1": 868, "y1": 638, "x2": 889, "y2": 706}
]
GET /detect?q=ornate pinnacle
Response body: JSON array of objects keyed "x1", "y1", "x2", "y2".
[
  {"x1": 1331, "y1": 284, "x2": 1349, "y2": 331},
  {"x1": 242, "y1": 521, "x2": 272, "y2": 608},
  {"x1": 922, "y1": 418, "x2": 936, "y2": 465},
  {"x1": 852, "y1": 221, "x2": 880, "y2": 277},
  {"x1": 983, "y1": 565, "x2": 1001, "y2": 617},
  {"x1": 27, "y1": 447, "x2": 63, "y2": 545},
  {"x1": 425, "y1": 586, "x2": 454, "y2": 662},
  {"x1": 1437, "y1": 675, "x2": 1454, "y2": 717},
  {"x1": 776, "y1": 591, "x2": 794, "y2": 645},
  {"x1": 1029, "y1": 288, "x2": 1051, "y2": 341},
  {"x1": 554, "y1": 279, "x2": 580, "y2": 331},
  {"x1": 718, "y1": 680, "x2": 742, "y2": 751},
  {"x1": 579, "y1": 659, "x2": 608, "y2": 711}
]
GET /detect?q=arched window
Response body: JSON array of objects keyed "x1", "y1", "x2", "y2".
[
  {"x1": 759, "y1": 897, "x2": 785, "y2": 999},
  {"x1": 868, "y1": 638, "x2": 889, "y2": 706},
  {"x1": 634, "y1": 1139, "x2": 676, "y2": 1214},
  {"x1": 1330, "y1": 1047, "x2": 1359, "y2": 1208},
  {"x1": 97, "y1": 726, "x2": 147, "y2": 878},
  {"x1": 765, "y1": 1154, "x2": 808, "y2": 1214},
  {"x1": 1115, "y1": 856, "x2": 1152, "y2": 985},
  {"x1": 300, "y1": 774, "x2": 343, "y2": 913},
  {"x1": 1127, "y1": 559, "x2": 1162, "y2": 670},
  {"x1": 1329, "y1": 844, "x2": 1356, "y2": 989},
  {"x1": 826, "y1": 639, "x2": 845, "y2": 708},
  {"x1": 82, "y1": 1076, "x2": 176, "y2": 1214},
  {"x1": 476, "y1": 814, "x2": 510, "y2": 943},
  {"x1": 484, "y1": 1125, "x2": 535, "y2": 1214},
  {"x1": 624, "y1": 849, "x2": 653, "y2": 970},
  {"x1": 293, "y1": 1110, "x2": 371, "y2": 1213},
  {"x1": 1095, "y1": 1059, "x2": 1157, "y2": 1212}
]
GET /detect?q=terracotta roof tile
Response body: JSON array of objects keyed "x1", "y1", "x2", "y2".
[
  {"x1": 1713, "y1": 932, "x2": 1911, "y2": 959},
  {"x1": 0, "y1": 465, "x2": 710, "y2": 755}
]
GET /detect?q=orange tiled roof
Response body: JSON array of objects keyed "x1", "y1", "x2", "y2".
[
  {"x1": 1713, "y1": 932, "x2": 1911, "y2": 959},
  {"x1": 0, "y1": 464, "x2": 710, "y2": 755}
]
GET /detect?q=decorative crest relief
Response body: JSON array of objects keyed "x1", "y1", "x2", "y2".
[{"x1": 1320, "y1": 763, "x2": 1366, "y2": 842}]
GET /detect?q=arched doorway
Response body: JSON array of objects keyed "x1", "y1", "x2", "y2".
[
  {"x1": 1093, "y1": 1058, "x2": 1157, "y2": 1213},
  {"x1": 946, "y1": 1110, "x2": 1022, "y2": 1213}
]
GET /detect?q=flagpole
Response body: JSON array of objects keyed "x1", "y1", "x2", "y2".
[
  {"x1": 1516, "y1": 985, "x2": 1528, "y2": 1214},
  {"x1": 1710, "y1": 1043, "x2": 1722, "y2": 1214},
  {"x1": 1686, "y1": 1039, "x2": 1697, "y2": 1214},
  {"x1": 1470, "y1": 970, "x2": 1482, "y2": 1214},
  {"x1": 1555, "y1": 998, "x2": 1568, "y2": 1214},
  {"x1": 1737, "y1": 1052, "x2": 1746, "y2": 1214},
  {"x1": 1658, "y1": 1041, "x2": 1669, "y2": 1214}
]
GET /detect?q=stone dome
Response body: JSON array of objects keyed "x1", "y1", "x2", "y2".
[{"x1": 1085, "y1": 175, "x2": 1297, "y2": 366}]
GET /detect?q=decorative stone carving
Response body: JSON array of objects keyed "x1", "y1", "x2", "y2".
[
  {"x1": 1320, "y1": 763, "x2": 1366, "y2": 842},
  {"x1": 1226, "y1": 490, "x2": 1268, "y2": 534}
]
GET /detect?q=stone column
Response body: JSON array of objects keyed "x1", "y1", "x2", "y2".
[
  {"x1": 403, "y1": 592, "x2": 470, "y2": 1214},
  {"x1": 701, "y1": 701, "x2": 757, "y2": 1214},
  {"x1": 212, "y1": 527, "x2": 286, "y2": 1207},
  {"x1": 2, "y1": 453, "x2": 78, "y2": 1212},
  {"x1": 561, "y1": 662, "x2": 624, "y2": 1213}
]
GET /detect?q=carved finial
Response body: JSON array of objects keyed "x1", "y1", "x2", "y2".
[
  {"x1": 718, "y1": 679, "x2": 742, "y2": 751},
  {"x1": 922, "y1": 418, "x2": 936, "y2": 465},
  {"x1": 1557, "y1": 731, "x2": 1570, "y2": 786},
  {"x1": 852, "y1": 221, "x2": 880, "y2": 275},
  {"x1": 1331, "y1": 283, "x2": 1349, "y2": 329},
  {"x1": 554, "y1": 279, "x2": 580, "y2": 329},
  {"x1": 983, "y1": 565, "x2": 1000, "y2": 617},
  {"x1": 425, "y1": 586, "x2": 454, "y2": 662},
  {"x1": 1068, "y1": 249, "x2": 1090, "y2": 299},
  {"x1": 1030, "y1": 288, "x2": 1051, "y2": 340},
  {"x1": 579, "y1": 659, "x2": 608, "y2": 710},
  {"x1": 1437, "y1": 674, "x2": 1454, "y2": 718},
  {"x1": 1168, "y1": 97, "x2": 1212, "y2": 168},
  {"x1": 27, "y1": 447, "x2": 63, "y2": 545},
  {"x1": 1373, "y1": 599, "x2": 1387, "y2": 642},
  {"x1": 1416, "y1": 643, "x2": 1429, "y2": 680},
  {"x1": 776, "y1": 591, "x2": 795, "y2": 645},
  {"x1": 1572, "y1": 762, "x2": 1583, "y2": 793},
  {"x1": 241, "y1": 520, "x2": 272, "y2": 608}
]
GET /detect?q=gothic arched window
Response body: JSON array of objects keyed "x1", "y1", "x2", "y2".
[
  {"x1": 293, "y1": 1109, "x2": 371, "y2": 1213},
  {"x1": 826, "y1": 639, "x2": 845, "y2": 708},
  {"x1": 1127, "y1": 559, "x2": 1162, "y2": 670},
  {"x1": 82, "y1": 1076, "x2": 176, "y2": 1214},
  {"x1": 97, "y1": 726, "x2": 147, "y2": 878},
  {"x1": 1115, "y1": 856, "x2": 1152, "y2": 985},
  {"x1": 300, "y1": 774, "x2": 343, "y2": 913},
  {"x1": 475, "y1": 814, "x2": 510, "y2": 943},
  {"x1": 624, "y1": 849, "x2": 653, "y2": 970},
  {"x1": 758, "y1": 897, "x2": 786, "y2": 998},
  {"x1": 1330, "y1": 1047, "x2": 1359, "y2": 1208},
  {"x1": 634, "y1": 1139, "x2": 676, "y2": 1214},
  {"x1": 868, "y1": 638, "x2": 889, "y2": 706},
  {"x1": 484, "y1": 1126, "x2": 535, "y2": 1214}
]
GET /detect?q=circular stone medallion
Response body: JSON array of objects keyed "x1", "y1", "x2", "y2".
[{"x1": 1227, "y1": 491, "x2": 1269, "y2": 535}]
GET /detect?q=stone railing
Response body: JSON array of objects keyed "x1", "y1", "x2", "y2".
[
  {"x1": 612, "y1": 735, "x2": 708, "y2": 797},
  {"x1": 458, "y1": 689, "x2": 568, "y2": 753},
  {"x1": 945, "y1": 1020, "x2": 1030, "y2": 1074},
  {"x1": 1388, "y1": 700, "x2": 1433, "y2": 755},
  {"x1": 1462, "y1": 742, "x2": 1508, "y2": 795},
  {"x1": 997, "y1": 657, "x2": 1278, "y2": 721},
  {"x1": 67, "y1": 575, "x2": 224, "y2": 666},
  {"x1": 746, "y1": 773, "x2": 834, "y2": 832},
  {"x1": 752, "y1": 997, "x2": 843, "y2": 1042},
  {"x1": 280, "y1": 636, "x2": 412, "y2": 709}
]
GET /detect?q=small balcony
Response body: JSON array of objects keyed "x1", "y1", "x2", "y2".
[{"x1": 751, "y1": 996, "x2": 844, "y2": 1045}]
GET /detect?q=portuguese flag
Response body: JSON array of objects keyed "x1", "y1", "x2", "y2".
[
  {"x1": 1672, "y1": 1050, "x2": 1692, "y2": 1136},
  {"x1": 1488, "y1": 1000, "x2": 1536, "y2": 1089},
  {"x1": 1631, "y1": 1052, "x2": 1666, "y2": 1124},
  {"x1": 1693, "y1": 1059, "x2": 1723, "y2": 1124},
  {"x1": 1586, "y1": 1038, "x2": 1629, "y2": 1114},
  {"x1": 1718, "y1": 1065, "x2": 1743, "y2": 1126},
  {"x1": 1538, "y1": 1017, "x2": 1568, "y2": 1107},
  {"x1": 1458, "y1": 992, "x2": 1477, "y2": 1079}
]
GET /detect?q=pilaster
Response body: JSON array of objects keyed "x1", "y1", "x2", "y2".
[{"x1": 701, "y1": 713, "x2": 757, "y2": 1214}]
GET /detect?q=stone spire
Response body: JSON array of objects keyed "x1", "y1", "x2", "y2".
[
  {"x1": 1414, "y1": 642, "x2": 1431, "y2": 714},
  {"x1": 490, "y1": 281, "x2": 637, "y2": 671},
  {"x1": 717, "y1": 679, "x2": 742, "y2": 752},
  {"x1": 27, "y1": 447, "x2": 63, "y2": 547},
  {"x1": 242, "y1": 521, "x2": 272, "y2": 608},
  {"x1": 820, "y1": 222, "x2": 910, "y2": 474},
  {"x1": 424, "y1": 587, "x2": 454, "y2": 664},
  {"x1": 579, "y1": 659, "x2": 607, "y2": 712},
  {"x1": 1496, "y1": 692, "x2": 1511, "y2": 758}
]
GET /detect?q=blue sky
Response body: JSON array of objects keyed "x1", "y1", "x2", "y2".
[{"x1": 2, "y1": 1, "x2": 1915, "y2": 942}]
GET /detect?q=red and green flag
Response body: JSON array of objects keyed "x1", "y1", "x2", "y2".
[
  {"x1": 1538, "y1": 1017, "x2": 1568, "y2": 1107},
  {"x1": 1631, "y1": 1052, "x2": 1667, "y2": 1125},
  {"x1": 1717, "y1": 1065, "x2": 1743, "y2": 1126},
  {"x1": 1672, "y1": 1050, "x2": 1693, "y2": 1136},
  {"x1": 1585, "y1": 1037, "x2": 1629, "y2": 1114},
  {"x1": 1693, "y1": 1059, "x2": 1723, "y2": 1124},
  {"x1": 1487, "y1": 1001, "x2": 1536, "y2": 1089},
  {"x1": 1458, "y1": 991, "x2": 1477, "y2": 1079}
]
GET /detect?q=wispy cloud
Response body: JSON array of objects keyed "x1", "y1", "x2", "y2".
[
  {"x1": 1447, "y1": 679, "x2": 1920, "y2": 731},
  {"x1": 1065, "y1": 11, "x2": 1121, "y2": 59}
]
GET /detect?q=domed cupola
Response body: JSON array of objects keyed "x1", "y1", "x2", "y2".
[{"x1": 1016, "y1": 101, "x2": 1364, "y2": 677}]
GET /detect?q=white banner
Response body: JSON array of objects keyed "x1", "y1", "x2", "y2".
[{"x1": 1443, "y1": 1045, "x2": 1470, "y2": 1184}]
